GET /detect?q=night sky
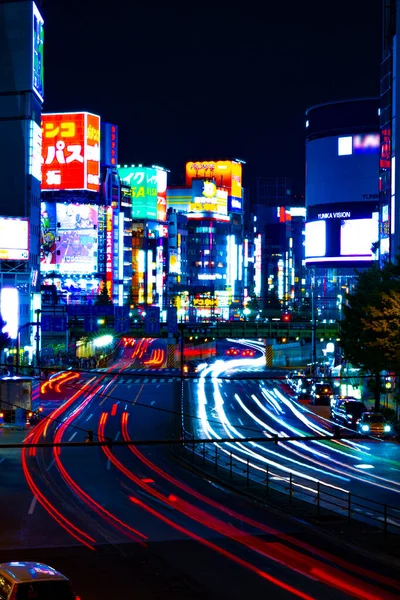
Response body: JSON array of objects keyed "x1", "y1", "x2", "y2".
[{"x1": 40, "y1": 0, "x2": 381, "y2": 195}]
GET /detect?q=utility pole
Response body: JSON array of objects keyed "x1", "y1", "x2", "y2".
[{"x1": 311, "y1": 275, "x2": 317, "y2": 375}]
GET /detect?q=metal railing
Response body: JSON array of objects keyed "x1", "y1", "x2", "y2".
[{"x1": 180, "y1": 433, "x2": 400, "y2": 537}]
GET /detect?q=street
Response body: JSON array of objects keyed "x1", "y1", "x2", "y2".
[{"x1": 0, "y1": 351, "x2": 399, "y2": 599}]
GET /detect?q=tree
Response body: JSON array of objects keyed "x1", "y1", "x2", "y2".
[
  {"x1": 339, "y1": 260, "x2": 400, "y2": 411},
  {"x1": 95, "y1": 281, "x2": 113, "y2": 306}
]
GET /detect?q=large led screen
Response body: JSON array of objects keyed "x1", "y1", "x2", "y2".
[
  {"x1": 40, "y1": 202, "x2": 98, "y2": 273},
  {"x1": 305, "y1": 221, "x2": 326, "y2": 258},
  {"x1": 305, "y1": 202, "x2": 379, "y2": 266},
  {"x1": 0, "y1": 218, "x2": 29, "y2": 261},
  {"x1": 340, "y1": 216, "x2": 379, "y2": 257},
  {"x1": 56, "y1": 204, "x2": 98, "y2": 272}
]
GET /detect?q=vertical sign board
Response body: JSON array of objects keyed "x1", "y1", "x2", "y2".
[
  {"x1": 32, "y1": 3, "x2": 44, "y2": 102},
  {"x1": 106, "y1": 206, "x2": 113, "y2": 298},
  {"x1": 41, "y1": 112, "x2": 100, "y2": 191},
  {"x1": 101, "y1": 123, "x2": 118, "y2": 167}
]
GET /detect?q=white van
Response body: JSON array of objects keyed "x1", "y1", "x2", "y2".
[{"x1": 0, "y1": 562, "x2": 79, "y2": 600}]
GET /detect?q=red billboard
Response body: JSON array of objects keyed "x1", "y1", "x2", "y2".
[{"x1": 41, "y1": 112, "x2": 100, "y2": 192}]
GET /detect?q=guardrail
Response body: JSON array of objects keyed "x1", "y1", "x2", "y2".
[{"x1": 180, "y1": 433, "x2": 400, "y2": 537}]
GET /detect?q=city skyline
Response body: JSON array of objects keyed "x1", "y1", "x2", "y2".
[{"x1": 42, "y1": 0, "x2": 381, "y2": 193}]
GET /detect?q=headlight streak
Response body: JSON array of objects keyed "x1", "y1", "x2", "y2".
[
  {"x1": 275, "y1": 385, "x2": 371, "y2": 454},
  {"x1": 269, "y1": 388, "x2": 400, "y2": 491},
  {"x1": 198, "y1": 365, "x2": 333, "y2": 495},
  {"x1": 120, "y1": 412, "x2": 400, "y2": 596},
  {"x1": 116, "y1": 412, "x2": 395, "y2": 600},
  {"x1": 199, "y1": 364, "x2": 400, "y2": 502}
]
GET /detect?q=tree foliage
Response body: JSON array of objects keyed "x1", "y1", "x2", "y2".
[
  {"x1": 95, "y1": 281, "x2": 113, "y2": 306},
  {"x1": 339, "y1": 260, "x2": 400, "y2": 410}
]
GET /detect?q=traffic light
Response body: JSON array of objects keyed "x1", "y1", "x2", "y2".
[{"x1": 281, "y1": 313, "x2": 291, "y2": 322}]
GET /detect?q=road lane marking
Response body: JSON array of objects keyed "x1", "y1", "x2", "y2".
[
  {"x1": 69, "y1": 432, "x2": 77, "y2": 441},
  {"x1": 230, "y1": 404, "x2": 235, "y2": 410},
  {"x1": 151, "y1": 401, "x2": 155, "y2": 406},
  {"x1": 125, "y1": 404, "x2": 128, "y2": 410},
  {"x1": 84, "y1": 413, "x2": 93, "y2": 423},
  {"x1": 28, "y1": 496, "x2": 37, "y2": 515},
  {"x1": 115, "y1": 431, "x2": 120, "y2": 441},
  {"x1": 99, "y1": 382, "x2": 118, "y2": 406},
  {"x1": 238, "y1": 418, "x2": 244, "y2": 426},
  {"x1": 46, "y1": 458, "x2": 55, "y2": 472},
  {"x1": 0, "y1": 458, "x2": 5, "y2": 465}
]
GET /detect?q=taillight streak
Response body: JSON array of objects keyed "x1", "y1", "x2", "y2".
[{"x1": 120, "y1": 412, "x2": 400, "y2": 596}]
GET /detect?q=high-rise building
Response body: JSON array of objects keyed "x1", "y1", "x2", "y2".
[
  {"x1": 380, "y1": 0, "x2": 399, "y2": 260},
  {"x1": 305, "y1": 98, "x2": 380, "y2": 318},
  {"x1": 0, "y1": 1, "x2": 44, "y2": 359}
]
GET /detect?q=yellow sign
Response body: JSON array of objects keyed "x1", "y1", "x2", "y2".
[{"x1": 193, "y1": 298, "x2": 218, "y2": 308}]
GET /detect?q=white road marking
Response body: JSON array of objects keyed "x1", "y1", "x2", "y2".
[
  {"x1": 69, "y1": 432, "x2": 77, "y2": 441},
  {"x1": 151, "y1": 401, "x2": 155, "y2": 406},
  {"x1": 230, "y1": 404, "x2": 235, "y2": 410},
  {"x1": 28, "y1": 496, "x2": 37, "y2": 515},
  {"x1": 46, "y1": 458, "x2": 55, "y2": 472},
  {"x1": 115, "y1": 431, "x2": 120, "y2": 441},
  {"x1": 84, "y1": 413, "x2": 93, "y2": 423},
  {"x1": 0, "y1": 458, "x2": 5, "y2": 465},
  {"x1": 238, "y1": 418, "x2": 244, "y2": 426},
  {"x1": 125, "y1": 404, "x2": 128, "y2": 410}
]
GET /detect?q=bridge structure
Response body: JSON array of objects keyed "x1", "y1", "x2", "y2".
[{"x1": 122, "y1": 320, "x2": 340, "y2": 340}]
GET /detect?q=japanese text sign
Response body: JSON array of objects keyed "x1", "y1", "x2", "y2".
[
  {"x1": 186, "y1": 160, "x2": 242, "y2": 200},
  {"x1": 41, "y1": 112, "x2": 101, "y2": 192}
]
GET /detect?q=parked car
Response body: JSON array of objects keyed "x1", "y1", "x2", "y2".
[
  {"x1": 330, "y1": 397, "x2": 367, "y2": 428},
  {"x1": 356, "y1": 412, "x2": 392, "y2": 438},
  {"x1": 310, "y1": 382, "x2": 334, "y2": 405},
  {"x1": 0, "y1": 562, "x2": 79, "y2": 599}
]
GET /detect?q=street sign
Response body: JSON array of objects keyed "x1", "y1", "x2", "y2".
[
  {"x1": 93, "y1": 305, "x2": 115, "y2": 316},
  {"x1": 41, "y1": 315, "x2": 67, "y2": 332},
  {"x1": 114, "y1": 306, "x2": 130, "y2": 334},
  {"x1": 145, "y1": 306, "x2": 160, "y2": 335},
  {"x1": 84, "y1": 316, "x2": 98, "y2": 333},
  {"x1": 167, "y1": 306, "x2": 178, "y2": 334}
]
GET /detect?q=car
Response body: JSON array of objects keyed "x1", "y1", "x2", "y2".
[
  {"x1": 241, "y1": 348, "x2": 255, "y2": 357},
  {"x1": 287, "y1": 371, "x2": 305, "y2": 390},
  {"x1": 226, "y1": 347, "x2": 240, "y2": 356},
  {"x1": 183, "y1": 360, "x2": 206, "y2": 374},
  {"x1": 0, "y1": 561, "x2": 79, "y2": 599},
  {"x1": 330, "y1": 397, "x2": 367, "y2": 428},
  {"x1": 310, "y1": 382, "x2": 334, "y2": 405},
  {"x1": 294, "y1": 376, "x2": 313, "y2": 400},
  {"x1": 356, "y1": 412, "x2": 392, "y2": 438}
]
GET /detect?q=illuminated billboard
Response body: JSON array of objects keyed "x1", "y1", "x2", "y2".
[
  {"x1": 156, "y1": 170, "x2": 167, "y2": 222},
  {"x1": 41, "y1": 112, "x2": 101, "y2": 192},
  {"x1": 101, "y1": 123, "x2": 118, "y2": 167},
  {"x1": 118, "y1": 166, "x2": 159, "y2": 220},
  {"x1": 190, "y1": 180, "x2": 228, "y2": 215},
  {"x1": 33, "y1": 3, "x2": 44, "y2": 102},
  {"x1": 40, "y1": 203, "x2": 98, "y2": 273},
  {"x1": 305, "y1": 202, "x2": 379, "y2": 266},
  {"x1": 106, "y1": 206, "x2": 113, "y2": 297},
  {"x1": 0, "y1": 218, "x2": 29, "y2": 261},
  {"x1": 186, "y1": 160, "x2": 242, "y2": 200}
]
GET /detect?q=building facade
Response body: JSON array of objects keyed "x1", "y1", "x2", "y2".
[{"x1": 305, "y1": 98, "x2": 380, "y2": 318}]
